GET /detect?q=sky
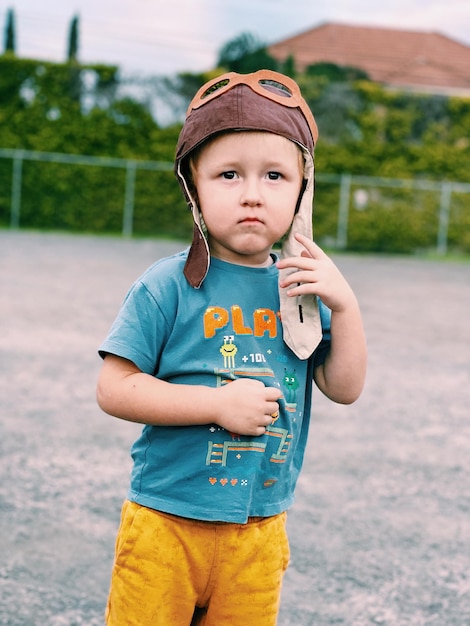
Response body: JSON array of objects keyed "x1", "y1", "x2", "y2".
[{"x1": 1, "y1": 0, "x2": 470, "y2": 77}]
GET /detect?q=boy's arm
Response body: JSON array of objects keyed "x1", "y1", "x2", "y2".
[
  {"x1": 96, "y1": 354, "x2": 282, "y2": 436},
  {"x1": 277, "y1": 233, "x2": 367, "y2": 404},
  {"x1": 312, "y1": 295, "x2": 366, "y2": 403}
]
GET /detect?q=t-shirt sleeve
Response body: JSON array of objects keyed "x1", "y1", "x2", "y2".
[
  {"x1": 98, "y1": 280, "x2": 170, "y2": 374},
  {"x1": 312, "y1": 298, "x2": 331, "y2": 367}
]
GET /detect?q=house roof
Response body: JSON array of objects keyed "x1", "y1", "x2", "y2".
[{"x1": 268, "y1": 23, "x2": 470, "y2": 95}]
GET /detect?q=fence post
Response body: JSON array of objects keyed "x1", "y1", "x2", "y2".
[
  {"x1": 122, "y1": 160, "x2": 137, "y2": 237},
  {"x1": 10, "y1": 150, "x2": 24, "y2": 229},
  {"x1": 437, "y1": 182, "x2": 452, "y2": 255},
  {"x1": 336, "y1": 173, "x2": 351, "y2": 249}
]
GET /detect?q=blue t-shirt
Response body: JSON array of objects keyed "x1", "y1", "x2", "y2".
[{"x1": 99, "y1": 250, "x2": 331, "y2": 523}]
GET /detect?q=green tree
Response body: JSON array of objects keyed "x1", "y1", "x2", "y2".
[
  {"x1": 280, "y1": 55, "x2": 296, "y2": 78},
  {"x1": 297, "y1": 73, "x2": 366, "y2": 144},
  {"x1": 217, "y1": 32, "x2": 278, "y2": 73},
  {"x1": 305, "y1": 62, "x2": 368, "y2": 83},
  {"x1": 4, "y1": 7, "x2": 15, "y2": 54}
]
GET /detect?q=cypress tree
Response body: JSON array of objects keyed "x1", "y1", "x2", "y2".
[
  {"x1": 4, "y1": 7, "x2": 16, "y2": 54},
  {"x1": 66, "y1": 15, "x2": 81, "y2": 103},
  {"x1": 67, "y1": 15, "x2": 79, "y2": 62}
]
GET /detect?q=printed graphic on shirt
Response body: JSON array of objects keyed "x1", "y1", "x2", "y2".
[
  {"x1": 219, "y1": 335, "x2": 238, "y2": 368},
  {"x1": 283, "y1": 369, "x2": 299, "y2": 411},
  {"x1": 203, "y1": 303, "x2": 299, "y2": 488},
  {"x1": 203, "y1": 305, "x2": 278, "y2": 339}
]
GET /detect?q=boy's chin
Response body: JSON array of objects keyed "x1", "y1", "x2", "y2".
[{"x1": 209, "y1": 232, "x2": 279, "y2": 264}]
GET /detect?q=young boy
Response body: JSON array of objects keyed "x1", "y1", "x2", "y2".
[{"x1": 97, "y1": 70, "x2": 367, "y2": 626}]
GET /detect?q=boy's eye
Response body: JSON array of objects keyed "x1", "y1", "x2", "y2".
[
  {"x1": 267, "y1": 171, "x2": 282, "y2": 180},
  {"x1": 222, "y1": 171, "x2": 237, "y2": 179}
]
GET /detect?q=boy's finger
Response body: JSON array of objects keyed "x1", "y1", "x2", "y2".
[
  {"x1": 266, "y1": 386, "x2": 283, "y2": 401},
  {"x1": 277, "y1": 256, "x2": 318, "y2": 273},
  {"x1": 294, "y1": 233, "x2": 328, "y2": 259}
]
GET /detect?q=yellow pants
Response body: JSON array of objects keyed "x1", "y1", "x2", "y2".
[{"x1": 106, "y1": 500, "x2": 290, "y2": 626}]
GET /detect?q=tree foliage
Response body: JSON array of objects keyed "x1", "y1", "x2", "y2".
[{"x1": 216, "y1": 32, "x2": 278, "y2": 73}]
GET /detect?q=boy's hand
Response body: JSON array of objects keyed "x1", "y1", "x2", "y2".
[
  {"x1": 277, "y1": 233, "x2": 367, "y2": 405},
  {"x1": 214, "y1": 378, "x2": 282, "y2": 437},
  {"x1": 277, "y1": 233, "x2": 356, "y2": 313}
]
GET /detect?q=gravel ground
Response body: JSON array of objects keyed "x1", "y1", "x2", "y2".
[{"x1": 1, "y1": 231, "x2": 469, "y2": 626}]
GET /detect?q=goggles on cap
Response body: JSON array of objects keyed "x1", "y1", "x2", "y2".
[{"x1": 186, "y1": 69, "x2": 318, "y2": 146}]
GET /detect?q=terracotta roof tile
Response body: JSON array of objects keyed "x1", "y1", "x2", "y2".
[{"x1": 268, "y1": 23, "x2": 470, "y2": 93}]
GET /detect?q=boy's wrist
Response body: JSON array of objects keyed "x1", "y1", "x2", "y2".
[{"x1": 193, "y1": 385, "x2": 223, "y2": 426}]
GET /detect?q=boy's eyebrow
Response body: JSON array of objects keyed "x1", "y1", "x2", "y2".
[{"x1": 209, "y1": 159, "x2": 296, "y2": 172}]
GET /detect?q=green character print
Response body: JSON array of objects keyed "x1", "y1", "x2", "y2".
[{"x1": 283, "y1": 369, "x2": 299, "y2": 404}]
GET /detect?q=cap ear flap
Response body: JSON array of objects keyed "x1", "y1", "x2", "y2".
[
  {"x1": 184, "y1": 221, "x2": 210, "y2": 288},
  {"x1": 279, "y1": 150, "x2": 322, "y2": 359},
  {"x1": 176, "y1": 161, "x2": 211, "y2": 288},
  {"x1": 281, "y1": 150, "x2": 313, "y2": 259}
]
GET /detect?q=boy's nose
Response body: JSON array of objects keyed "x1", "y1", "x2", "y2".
[{"x1": 240, "y1": 179, "x2": 263, "y2": 206}]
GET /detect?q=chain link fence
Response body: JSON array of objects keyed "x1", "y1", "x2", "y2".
[{"x1": 1, "y1": 148, "x2": 469, "y2": 254}]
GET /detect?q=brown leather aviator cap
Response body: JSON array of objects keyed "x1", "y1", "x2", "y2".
[
  {"x1": 174, "y1": 70, "x2": 323, "y2": 359},
  {"x1": 176, "y1": 75, "x2": 316, "y2": 165}
]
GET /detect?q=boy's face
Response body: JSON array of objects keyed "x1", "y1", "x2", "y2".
[{"x1": 192, "y1": 131, "x2": 304, "y2": 267}]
